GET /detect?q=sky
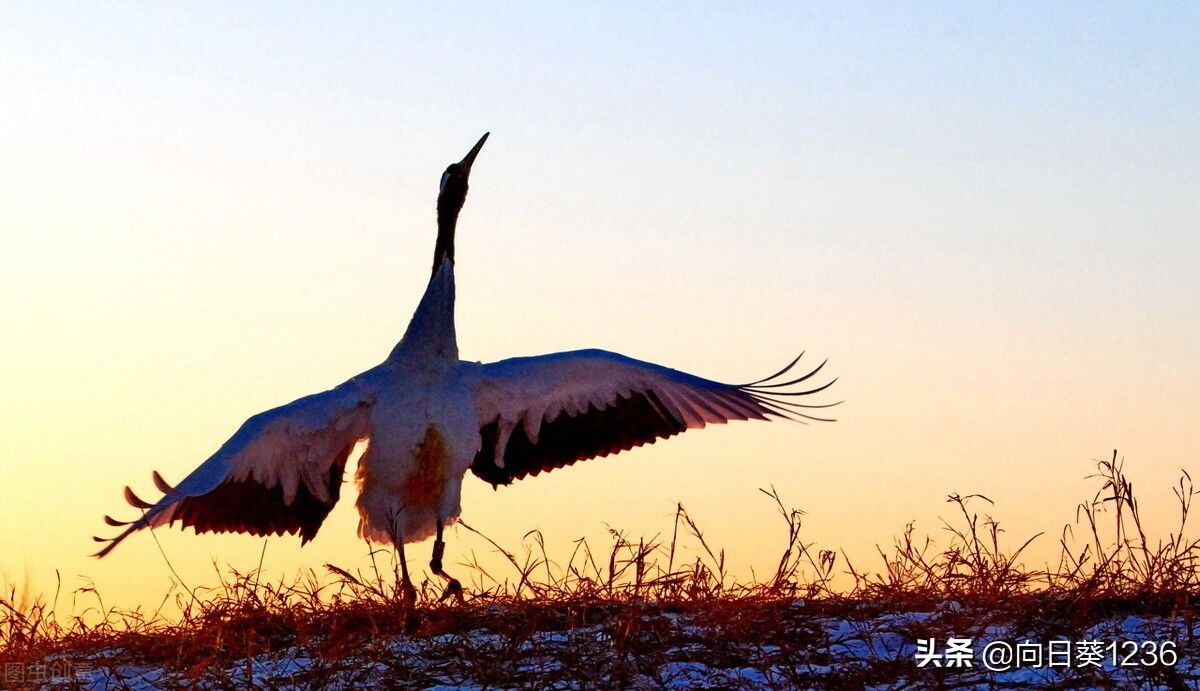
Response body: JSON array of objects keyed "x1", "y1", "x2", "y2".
[{"x1": 1, "y1": 3, "x2": 1198, "y2": 615}]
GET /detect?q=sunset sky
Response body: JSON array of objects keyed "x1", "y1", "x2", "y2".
[{"x1": 2, "y1": 4, "x2": 1197, "y2": 614}]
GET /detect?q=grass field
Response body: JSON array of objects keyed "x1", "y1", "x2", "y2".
[{"x1": 3, "y1": 452, "x2": 1196, "y2": 689}]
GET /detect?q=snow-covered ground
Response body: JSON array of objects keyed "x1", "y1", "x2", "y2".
[{"x1": 19, "y1": 600, "x2": 1197, "y2": 689}]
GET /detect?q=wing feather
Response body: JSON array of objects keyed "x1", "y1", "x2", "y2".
[
  {"x1": 464, "y1": 349, "x2": 836, "y2": 486},
  {"x1": 94, "y1": 381, "x2": 374, "y2": 557}
]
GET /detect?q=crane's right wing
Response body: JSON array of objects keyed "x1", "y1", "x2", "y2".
[
  {"x1": 94, "y1": 382, "x2": 374, "y2": 557},
  {"x1": 463, "y1": 349, "x2": 836, "y2": 487}
]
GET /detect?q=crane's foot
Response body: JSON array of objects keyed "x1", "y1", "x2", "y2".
[
  {"x1": 439, "y1": 578, "x2": 464, "y2": 604},
  {"x1": 400, "y1": 580, "x2": 418, "y2": 606},
  {"x1": 398, "y1": 578, "x2": 420, "y2": 633},
  {"x1": 430, "y1": 528, "x2": 465, "y2": 605}
]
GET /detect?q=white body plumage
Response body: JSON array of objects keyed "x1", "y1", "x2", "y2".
[{"x1": 353, "y1": 261, "x2": 481, "y2": 543}]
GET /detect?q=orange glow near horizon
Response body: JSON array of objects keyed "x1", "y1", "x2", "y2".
[{"x1": 2, "y1": 4, "x2": 1198, "y2": 617}]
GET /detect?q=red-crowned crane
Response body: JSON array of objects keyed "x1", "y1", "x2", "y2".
[{"x1": 95, "y1": 133, "x2": 837, "y2": 601}]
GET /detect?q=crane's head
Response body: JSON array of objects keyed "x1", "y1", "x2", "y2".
[
  {"x1": 438, "y1": 132, "x2": 489, "y2": 217},
  {"x1": 432, "y1": 132, "x2": 489, "y2": 276}
]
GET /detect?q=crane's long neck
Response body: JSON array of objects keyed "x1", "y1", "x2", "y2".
[
  {"x1": 390, "y1": 257, "x2": 457, "y2": 363},
  {"x1": 432, "y1": 188, "x2": 463, "y2": 278},
  {"x1": 392, "y1": 160, "x2": 472, "y2": 365}
]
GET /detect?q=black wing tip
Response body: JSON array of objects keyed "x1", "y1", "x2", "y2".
[
  {"x1": 152, "y1": 470, "x2": 178, "y2": 495},
  {"x1": 741, "y1": 352, "x2": 805, "y2": 387},
  {"x1": 740, "y1": 353, "x2": 840, "y2": 423},
  {"x1": 99, "y1": 467, "x2": 180, "y2": 558},
  {"x1": 123, "y1": 485, "x2": 155, "y2": 510},
  {"x1": 90, "y1": 535, "x2": 120, "y2": 559}
]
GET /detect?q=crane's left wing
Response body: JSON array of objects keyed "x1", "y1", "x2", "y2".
[
  {"x1": 463, "y1": 349, "x2": 836, "y2": 487},
  {"x1": 94, "y1": 382, "x2": 373, "y2": 557}
]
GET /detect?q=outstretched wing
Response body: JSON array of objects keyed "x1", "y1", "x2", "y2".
[
  {"x1": 463, "y1": 349, "x2": 836, "y2": 487},
  {"x1": 94, "y1": 382, "x2": 374, "y2": 557}
]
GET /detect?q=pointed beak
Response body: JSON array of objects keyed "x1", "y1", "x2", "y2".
[{"x1": 459, "y1": 132, "x2": 489, "y2": 170}]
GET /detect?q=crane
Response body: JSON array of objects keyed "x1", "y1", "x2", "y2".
[{"x1": 95, "y1": 133, "x2": 837, "y2": 601}]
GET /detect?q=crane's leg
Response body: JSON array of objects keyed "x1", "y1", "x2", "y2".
[
  {"x1": 397, "y1": 540, "x2": 418, "y2": 604},
  {"x1": 387, "y1": 510, "x2": 417, "y2": 604},
  {"x1": 431, "y1": 519, "x2": 464, "y2": 603}
]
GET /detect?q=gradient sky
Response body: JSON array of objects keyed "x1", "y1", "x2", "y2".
[{"x1": 2, "y1": 3, "x2": 1198, "y2": 614}]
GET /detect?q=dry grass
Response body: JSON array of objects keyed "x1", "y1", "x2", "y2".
[{"x1": 2, "y1": 451, "x2": 1197, "y2": 688}]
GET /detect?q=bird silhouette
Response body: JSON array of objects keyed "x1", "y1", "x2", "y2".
[{"x1": 94, "y1": 133, "x2": 837, "y2": 601}]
